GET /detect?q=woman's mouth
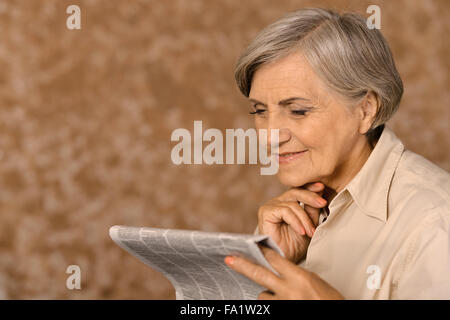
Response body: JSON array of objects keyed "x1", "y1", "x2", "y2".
[{"x1": 277, "y1": 150, "x2": 308, "y2": 164}]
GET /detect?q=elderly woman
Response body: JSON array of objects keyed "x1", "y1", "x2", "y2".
[{"x1": 224, "y1": 8, "x2": 450, "y2": 299}]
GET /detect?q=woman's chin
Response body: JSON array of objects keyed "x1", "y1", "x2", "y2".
[{"x1": 277, "y1": 173, "x2": 310, "y2": 188}]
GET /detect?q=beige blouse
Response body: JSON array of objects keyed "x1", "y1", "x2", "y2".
[{"x1": 258, "y1": 125, "x2": 450, "y2": 299}]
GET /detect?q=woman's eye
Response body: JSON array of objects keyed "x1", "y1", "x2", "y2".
[
  {"x1": 290, "y1": 110, "x2": 307, "y2": 115},
  {"x1": 249, "y1": 109, "x2": 266, "y2": 115}
]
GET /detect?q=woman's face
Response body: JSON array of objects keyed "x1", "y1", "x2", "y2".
[{"x1": 249, "y1": 52, "x2": 368, "y2": 189}]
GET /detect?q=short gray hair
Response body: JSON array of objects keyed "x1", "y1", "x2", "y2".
[{"x1": 234, "y1": 8, "x2": 403, "y2": 145}]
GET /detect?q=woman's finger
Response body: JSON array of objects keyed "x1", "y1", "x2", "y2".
[
  {"x1": 304, "y1": 204, "x2": 320, "y2": 226},
  {"x1": 259, "y1": 245, "x2": 308, "y2": 280},
  {"x1": 303, "y1": 182, "x2": 325, "y2": 226},
  {"x1": 224, "y1": 255, "x2": 283, "y2": 293},
  {"x1": 258, "y1": 290, "x2": 277, "y2": 300},
  {"x1": 263, "y1": 206, "x2": 306, "y2": 236},
  {"x1": 281, "y1": 188, "x2": 327, "y2": 209},
  {"x1": 304, "y1": 182, "x2": 325, "y2": 192},
  {"x1": 259, "y1": 246, "x2": 299, "y2": 277},
  {"x1": 279, "y1": 202, "x2": 315, "y2": 237}
]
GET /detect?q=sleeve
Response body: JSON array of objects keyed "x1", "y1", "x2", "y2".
[{"x1": 393, "y1": 209, "x2": 450, "y2": 299}]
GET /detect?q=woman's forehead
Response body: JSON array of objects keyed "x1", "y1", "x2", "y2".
[{"x1": 249, "y1": 53, "x2": 323, "y2": 101}]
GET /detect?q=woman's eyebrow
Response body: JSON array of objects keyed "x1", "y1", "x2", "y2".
[
  {"x1": 278, "y1": 97, "x2": 311, "y2": 105},
  {"x1": 248, "y1": 97, "x2": 312, "y2": 107},
  {"x1": 249, "y1": 98, "x2": 266, "y2": 106}
]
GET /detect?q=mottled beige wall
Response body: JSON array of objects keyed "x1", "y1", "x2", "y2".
[{"x1": 0, "y1": 0, "x2": 448, "y2": 299}]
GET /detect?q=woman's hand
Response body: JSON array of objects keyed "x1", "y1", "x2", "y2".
[
  {"x1": 257, "y1": 182, "x2": 327, "y2": 264},
  {"x1": 225, "y1": 246, "x2": 344, "y2": 300}
]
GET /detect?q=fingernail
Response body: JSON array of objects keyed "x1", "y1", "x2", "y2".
[
  {"x1": 317, "y1": 198, "x2": 327, "y2": 206},
  {"x1": 311, "y1": 184, "x2": 321, "y2": 191},
  {"x1": 300, "y1": 227, "x2": 306, "y2": 235},
  {"x1": 225, "y1": 256, "x2": 235, "y2": 266}
]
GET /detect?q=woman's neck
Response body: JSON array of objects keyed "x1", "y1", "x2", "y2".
[{"x1": 320, "y1": 137, "x2": 377, "y2": 204}]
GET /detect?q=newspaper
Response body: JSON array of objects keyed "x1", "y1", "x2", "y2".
[{"x1": 109, "y1": 225, "x2": 284, "y2": 300}]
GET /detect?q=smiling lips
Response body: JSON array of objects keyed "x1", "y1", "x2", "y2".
[{"x1": 277, "y1": 150, "x2": 308, "y2": 164}]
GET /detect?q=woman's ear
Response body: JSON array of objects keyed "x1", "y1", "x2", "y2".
[{"x1": 358, "y1": 91, "x2": 380, "y2": 135}]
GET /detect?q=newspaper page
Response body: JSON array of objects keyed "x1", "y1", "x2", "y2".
[{"x1": 109, "y1": 225, "x2": 284, "y2": 300}]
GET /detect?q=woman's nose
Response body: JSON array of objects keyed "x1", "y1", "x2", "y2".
[
  {"x1": 266, "y1": 127, "x2": 291, "y2": 148},
  {"x1": 264, "y1": 110, "x2": 291, "y2": 147}
]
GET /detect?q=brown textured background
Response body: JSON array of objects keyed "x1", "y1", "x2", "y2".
[{"x1": 0, "y1": 0, "x2": 448, "y2": 299}]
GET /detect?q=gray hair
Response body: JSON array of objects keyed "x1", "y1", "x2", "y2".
[{"x1": 234, "y1": 8, "x2": 403, "y2": 145}]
